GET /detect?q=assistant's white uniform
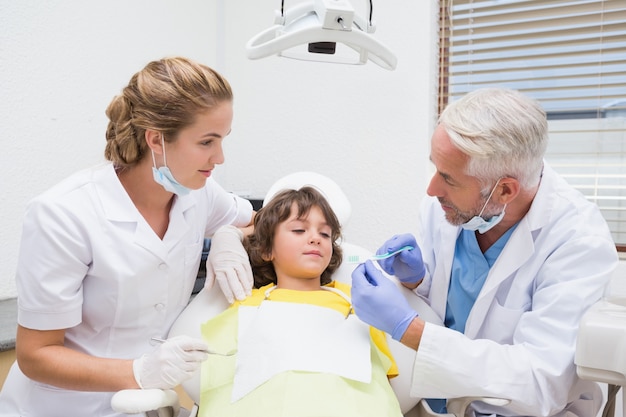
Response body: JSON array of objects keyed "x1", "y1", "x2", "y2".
[
  {"x1": 0, "y1": 163, "x2": 253, "y2": 417},
  {"x1": 411, "y1": 163, "x2": 618, "y2": 417}
]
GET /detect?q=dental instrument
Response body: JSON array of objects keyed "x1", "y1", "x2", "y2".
[
  {"x1": 347, "y1": 245, "x2": 414, "y2": 263},
  {"x1": 150, "y1": 337, "x2": 236, "y2": 356},
  {"x1": 246, "y1": 0, "x2": 397, "y2": 70}
]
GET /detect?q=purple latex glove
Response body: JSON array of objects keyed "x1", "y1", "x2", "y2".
[
  {"x1": 376, "y1": 234, "x2": 425, "y2": 284},
  {"x1": 351, "y1": 260, "x2": 418, "y2": 341}
]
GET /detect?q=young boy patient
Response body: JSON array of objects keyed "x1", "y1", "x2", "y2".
[{"x1": 198, "y1": 186, "x2": 403, "y2": 417}]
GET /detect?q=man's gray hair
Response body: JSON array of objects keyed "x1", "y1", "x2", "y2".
[{"x1": 439, "y1": 88, "x2": 548, "y2": 192}]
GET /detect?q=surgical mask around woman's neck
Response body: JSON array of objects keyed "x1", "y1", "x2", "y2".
[
  {"x1": 151, "y1": 134, "x2": 192, "y2": 196},
  {"x1": 461, "y1": 179, "x2": 506, "y2": 234}
]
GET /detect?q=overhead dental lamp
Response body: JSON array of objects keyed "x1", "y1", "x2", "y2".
[{"x1": 246, "y1": 0, "x2": 397, "y2": 70}]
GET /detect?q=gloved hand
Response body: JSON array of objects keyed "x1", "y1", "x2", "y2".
[
  {"x1": 351, "y1": 260, "x2": 419, "y2": 341},
  {"x1": 376, "y1": 234, "x2": 425, "y2": 285},
  {"x1": 133, "y1": 335, "x2": 209, "y2": 389},
  {"x1": 205, "y1": 224, "x2": 253, "y2": 303}
]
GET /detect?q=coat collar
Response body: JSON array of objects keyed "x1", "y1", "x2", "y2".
[{"x1": 94, "y1": 163, "x2": 196, "y2": 260}]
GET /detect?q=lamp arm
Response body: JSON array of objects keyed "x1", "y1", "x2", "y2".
[
  {"x1": 280, "y1": 0, "x2": 374, "y2": 31},
  {"x1": 277, "y1": 1, "x2": 315, "y2": 25}
]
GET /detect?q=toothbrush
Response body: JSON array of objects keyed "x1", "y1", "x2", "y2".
[
  {"x1": 150, "y1": 337, "x2": 236, "y2": 356},
  {"x1": 346, "y1": 245, "x2": 414, "y2": 264}
]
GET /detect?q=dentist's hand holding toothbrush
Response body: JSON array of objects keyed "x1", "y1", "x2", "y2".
[
  {"x1": 375, "y1": 234, "x2": 425, "y2": 286},
  {"x1": 351, "y1": 235, "x2": 425, "y2": 341}
]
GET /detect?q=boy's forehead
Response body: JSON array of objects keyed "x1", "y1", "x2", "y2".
[{"x1": 288, "y1": 204, "x2": 327, "y2": 222}]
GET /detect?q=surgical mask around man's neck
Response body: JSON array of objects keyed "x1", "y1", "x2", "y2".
[
  {"x1": 151, "y1": 134, "x2": 192, "y2": 196},
  {"x1": 461, "y1": 179, "x2": 506, "y2": 234}
]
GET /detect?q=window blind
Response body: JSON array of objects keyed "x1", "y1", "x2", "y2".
[{"x1": 439, "y1": 0, "x2": 626, "y2": 246}]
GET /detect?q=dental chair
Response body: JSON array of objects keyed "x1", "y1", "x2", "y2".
[
  {"x1": 575, "y1": 262, "x2": 626, "y2": 417},
  {"x1": 111, "y1": 172, "x2": 507, "y2": 417}
]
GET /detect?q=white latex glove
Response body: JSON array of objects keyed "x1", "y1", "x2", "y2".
[
  {"x1": 132, "y1": 335, "x2": 209, "y2": 389},
  {"x1": 205, "y1": 224, "x2": 253, "y2": 303}
]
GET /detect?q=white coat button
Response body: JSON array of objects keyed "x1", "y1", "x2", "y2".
[{"x1": 155, "y1": 303, "x2": 165, "y2": 311}]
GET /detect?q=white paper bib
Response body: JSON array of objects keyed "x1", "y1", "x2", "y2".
[{"x1": 232, "y1": 300, "x2": 371, "y2": 402}]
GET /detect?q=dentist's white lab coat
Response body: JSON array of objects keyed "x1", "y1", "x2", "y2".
[
  {"x1": 411, "y1": 163, "x2": 618, "y2": 417},
  {"x1": 0, "y1": 163, "x2": 253, "y2": 417}
]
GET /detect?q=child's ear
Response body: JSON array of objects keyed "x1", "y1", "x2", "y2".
[{"x1": 261, "y1": 251, "x2": 273, "y2": 262}]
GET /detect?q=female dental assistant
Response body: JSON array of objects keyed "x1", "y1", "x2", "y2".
[{"x1": 0, "y1": 57, "x2": 254, "y2": 417}]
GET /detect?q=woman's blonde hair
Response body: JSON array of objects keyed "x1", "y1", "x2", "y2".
[{"x1": 104, "y1": 57, "x2": 232, "y2": 168}]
